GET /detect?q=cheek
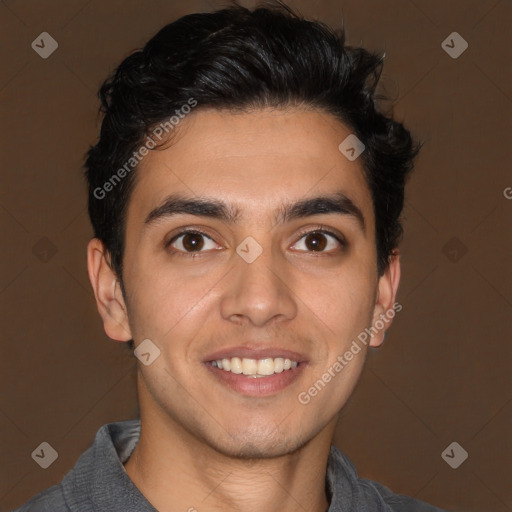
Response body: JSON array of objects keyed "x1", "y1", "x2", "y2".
[
  {"x1": 123, "y1": 261, "x2": 223, "y2": 342},
  {"x1": 303, "y1": 259, "x2": 376, "y2": 340}
]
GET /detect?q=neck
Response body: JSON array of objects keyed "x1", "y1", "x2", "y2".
[{"x1": 123, "y1": 407, "x2": 335, "y2": 512}]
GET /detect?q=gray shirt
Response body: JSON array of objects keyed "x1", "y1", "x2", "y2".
[{"x1": 12, "y1": 419, "x2": 449, "y2": 511}]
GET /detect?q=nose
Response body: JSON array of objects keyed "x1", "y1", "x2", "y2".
[{"x1": 220, "y1": 243, "x2": 298, "y2": 327}]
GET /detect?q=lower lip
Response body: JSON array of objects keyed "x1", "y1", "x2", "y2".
[{"x1": 204, "y1": 363, "x2": 306, "y2": 397}]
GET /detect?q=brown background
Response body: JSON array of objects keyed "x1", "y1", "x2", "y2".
[{"x1": 1, "y1": 1, "x2": 511, "y2": 511}]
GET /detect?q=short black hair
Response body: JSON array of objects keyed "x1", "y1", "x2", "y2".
[{"x1": 85, "y1": 0, "x2": 420, "y2": 300}]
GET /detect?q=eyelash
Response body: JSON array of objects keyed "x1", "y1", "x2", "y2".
[{"x1": 165, "y1": 226, "x2": 346, "y2": 258}]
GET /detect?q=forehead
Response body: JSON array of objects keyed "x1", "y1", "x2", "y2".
[{"x1": 126, "y1": 108, "x2": 374, "y2": 229}]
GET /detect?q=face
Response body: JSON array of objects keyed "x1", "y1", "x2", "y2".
[{"x1": 88, "y1": 108, "x2": 400, "y2": 458}]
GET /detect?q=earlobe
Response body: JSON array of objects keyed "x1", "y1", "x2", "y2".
[
  {"x1": 369, "y1": 251, "x2": 401, "y2": 348},
  {"x1": 86, "y1": 238, "x2": 133, "y2": 342}
]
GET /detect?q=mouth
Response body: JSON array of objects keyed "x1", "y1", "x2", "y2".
[
  {"x1": 208, "y1": 356, "x2": 299, "y2": 377},
  {"x1": 203, "y1": 347, "x2": 308, "y2": 396}
]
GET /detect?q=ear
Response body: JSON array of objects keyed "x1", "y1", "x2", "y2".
[
  {"x1": 369, "y1": 250, "x2": 401, "y2": 348},
  {"x1": 86, "y1": 238, "x2": 132, "y2": 342}
]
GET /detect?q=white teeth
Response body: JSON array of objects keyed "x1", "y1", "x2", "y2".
[
  {"x1": 273, "y1": 357, "x2": 284, "y2": 373},
  {"x1": 230, "y1": 357, "x2": 243, "y2": 374},
  {"x1": 210, "y1": 356, "x2": 299, "y2": 376},
  {"x1": 242, "y1": 358, "x2": 258, "y2": 375},
  {"x1": 257, "y1": 358, "x2": 275, "y2": 376}
]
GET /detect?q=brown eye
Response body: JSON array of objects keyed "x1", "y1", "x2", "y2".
[
  {"x1": 181, "y1": 233, "x2": 205, "y2": 252},
  {"x1": 168, "y1": 230, "x2": 218, "y2": 254},
  {"x1": 291, "y1": 229, "x2": 344, "y2": 253},
  {"x1": 304, "y1": 232, "x2": 328, "y2": 251}
]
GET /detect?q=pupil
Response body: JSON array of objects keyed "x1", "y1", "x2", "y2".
[
  {"x1": 306, "y1": 233, "x2": 326, "y2": 251},
  {"x1": 183, "y1": 233, "x2": 203, "y2": 251}
]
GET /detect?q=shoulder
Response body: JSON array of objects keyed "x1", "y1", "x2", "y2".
[
  {"x1": 10, "y1": 483, "x2": 69, "y2": 512},
  {"x1": 328, "y1": 445, "x2": 451, "y2": 512},
  {"x1": 11, "y1": 419, "x2": 141, "y2": 512},
  {"x1": 361, "y1": 478, "x2": 451, "y2": 512}
]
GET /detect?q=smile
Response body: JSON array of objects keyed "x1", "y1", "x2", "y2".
[{"x1": 209, "y1": 357, "x2": 299, "y2": 377}]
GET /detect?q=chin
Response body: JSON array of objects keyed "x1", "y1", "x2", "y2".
[{"x1": 205, "y1": 427, "x2": 310, "y2": 460}]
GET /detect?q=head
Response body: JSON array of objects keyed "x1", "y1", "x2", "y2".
[{"x1": 86, "y1": 2, "x2": 419, "y2": 458}]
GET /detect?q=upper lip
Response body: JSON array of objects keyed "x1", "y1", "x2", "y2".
[{"x1": 204, "y1": 346, "x2": 308, "y2": 363}]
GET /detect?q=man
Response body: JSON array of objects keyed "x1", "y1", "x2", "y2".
[{"x1": 14, "y1": 2, "x2": 450, "y2": 511}]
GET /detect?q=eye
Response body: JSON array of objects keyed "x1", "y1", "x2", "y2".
[
  {"x1": 166, "y1": 227, "x2": 346, "y2": 257},
  {"x1": 291, "y1": 229, "x2": 345, "y2": 253},
  {"x1": 167, "y1": 229, "x2": 219, "y2": 255}
]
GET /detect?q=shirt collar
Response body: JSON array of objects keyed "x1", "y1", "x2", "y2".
[
  {"x1": 61, "y1": 419, "x2": 157, "y2": 511},
  {"x1": 60, "y1": 419, "x2": 391, "y2": 512}
]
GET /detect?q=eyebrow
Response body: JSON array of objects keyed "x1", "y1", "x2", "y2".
[{"x1": 144, "y1": 191, "x2": 366, "y2": 233}]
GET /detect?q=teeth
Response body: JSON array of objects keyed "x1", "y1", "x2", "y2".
[
  {"x1": 230, "y1": 357, "x2": 243, "y2": 374},
  {"x1": 211, "y1": 357, "x2": 299, "y2": 376},
  {"x1": 257, "y1": 358, "x2": 274, "y2": 376},
  {"x1": 242, "y1": 358, "x2": 258, "y2": 375}
]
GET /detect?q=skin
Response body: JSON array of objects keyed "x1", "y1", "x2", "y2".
[{"x1": 87, "y1": 108, "x2": 400, "y2": 512}]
